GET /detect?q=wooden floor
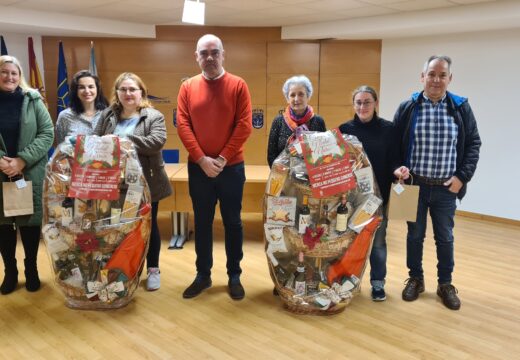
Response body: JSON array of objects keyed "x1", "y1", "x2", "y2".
[{"x1": 1, "y1": 213, "x2": 519, "y2": 360}]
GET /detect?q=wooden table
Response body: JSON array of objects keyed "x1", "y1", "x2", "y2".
[{"x1": 159, "y1": 163, "x2": 270, "y2": 248}]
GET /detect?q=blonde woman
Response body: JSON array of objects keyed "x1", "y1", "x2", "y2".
[{"x1": 0, "y1": 55, "x2": 54, "y2": 294}]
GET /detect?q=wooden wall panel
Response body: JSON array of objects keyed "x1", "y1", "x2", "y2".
[
  {"x1": 244, "y1": 131, "x2": 267, "y2": 165},
  {"x1": 267, "y1": 42, "x2": 319, "y2": 74},
  {"x1": 42, "y1": 28, "x2": 382, "y2": 164},
  {"x1": 320, "y1": 40, "x2": 382, "y2": 74},
  {"x1": 318, "y1": 106, "x2": 353, "y2": 129},
  {"x1": 156, "y1": 26, "x2": 281, "y2": 42},
  {"x1": 319, "y1": 74, "x2": 380, "y2": 106}
]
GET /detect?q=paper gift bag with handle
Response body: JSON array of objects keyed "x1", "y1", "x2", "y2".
[
  {"x1": 3, "y1": 179, "x2": 34, "y2": 217},
  {"x1": 388, "y1": 178, "x2": 419, "y2": 222}
]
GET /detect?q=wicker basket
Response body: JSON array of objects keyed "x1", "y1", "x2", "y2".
[
  {"x1": 264, "y1": 132, "x2": 382, "y2": 315},
  {"x1": 43, "y1": 136, "x2": 151, "y2": 310}
]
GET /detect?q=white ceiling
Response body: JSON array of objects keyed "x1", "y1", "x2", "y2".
[{"x1": 0, "y1": 0, "x2": 518, "y2": 39}]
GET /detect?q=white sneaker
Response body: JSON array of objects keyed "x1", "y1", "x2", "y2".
[{"x1": 146, "y1": 267, "x2": 160, "y2": 291}]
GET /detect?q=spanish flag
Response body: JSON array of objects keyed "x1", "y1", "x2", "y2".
[{"x1": 28, "y1": 37, "x2": 48, "y2": 107}]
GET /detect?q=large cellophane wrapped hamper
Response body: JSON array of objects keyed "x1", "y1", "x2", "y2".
[
  {"x1": 264, "y1": 129, "x2": 383, "y2": 315},
  {"x1": 43, "y1": 135, "x2": 151, "y2": 309}
]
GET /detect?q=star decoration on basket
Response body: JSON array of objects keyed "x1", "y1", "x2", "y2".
[
  {"x1": 303, "y1": 226, "x2": 325, "y2": 250},
  {"x1": 269, "y1": 209, "x2": 292, "y2": 223}
]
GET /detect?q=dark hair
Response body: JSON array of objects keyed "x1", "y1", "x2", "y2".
[{"x1": 69, "y1": 70, "x2": 108, "y2": 114}]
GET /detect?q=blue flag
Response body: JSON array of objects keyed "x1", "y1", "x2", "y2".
[
  {"x1": 1, "y1": 35, "x2": 8, "y2": 55},
  {"x1": 57, "y1": 41, "x2": 70, "y2": 117},
  {"x1": 89, "y1": 41, "x2": 98, "y2": 76}
]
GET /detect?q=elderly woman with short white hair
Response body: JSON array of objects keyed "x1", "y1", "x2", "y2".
[{"x1": 267, "y1": 75, "x2": 326, "y2": 167}]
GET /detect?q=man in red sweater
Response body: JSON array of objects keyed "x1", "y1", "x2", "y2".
[{"x1": 177, "y1": 34, "x2": 252, "y2": 300}]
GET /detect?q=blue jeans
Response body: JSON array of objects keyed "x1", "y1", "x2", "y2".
[
  {"x1": 146, "y1": 201, "x2": 160, "y2": 268},
  {"x1": 188, "y1": 162, "x2": 246, "y2": 279},
  {"x1": 407, "y1": 184, "x2": 457, "y2": 284},
  {"x1": 370, "y1": 215, "x2": 387, "y2": 289}
]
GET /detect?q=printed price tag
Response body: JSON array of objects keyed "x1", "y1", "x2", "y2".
[
  {"x1": 15, "y1": 178, "x2": 27, "y2": 189},
  {"x1": 393, "y1": 182, "x2": 405, "y2": 195}
]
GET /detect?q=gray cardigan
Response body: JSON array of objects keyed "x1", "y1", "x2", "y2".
[{"x1": 95, "y1": 106, "x2": 172, "y2": 202}]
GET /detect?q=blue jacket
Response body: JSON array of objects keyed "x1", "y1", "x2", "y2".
[{"x1": 393, "y1": 91, "x2": 481, "y2": 199}]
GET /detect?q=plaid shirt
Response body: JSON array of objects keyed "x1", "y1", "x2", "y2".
[{"x1": 410, "y1": 94, "x2": 458, "y2": 179}]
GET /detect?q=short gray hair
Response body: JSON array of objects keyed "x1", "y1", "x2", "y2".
[
  {"x1": 282, "y1": 75, "x2": 313, "y2": 100},
  {"x1": 423, "y1": 55, "x2": 452, "y2": 74}
]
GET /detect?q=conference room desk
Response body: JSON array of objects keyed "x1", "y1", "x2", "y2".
[{"x1": 159, "y1": 163, "x2": 270, "y2": 248}]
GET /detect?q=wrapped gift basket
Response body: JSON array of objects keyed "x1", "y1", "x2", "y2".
[
  {"x1": 264, "y1": 129, "x2": 383, "y2": 315},
  {"x1": 43, "y1": 135, "x2": 151, "y2": 309}
]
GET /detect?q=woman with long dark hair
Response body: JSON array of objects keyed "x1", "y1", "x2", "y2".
[{"x1": 55, "y1": 70, "x2": 108, "y2": 145}]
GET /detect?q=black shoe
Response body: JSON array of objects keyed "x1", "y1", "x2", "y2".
[
  {"x1": 273, "y1": 287, "x2": 279, "y2": 296},
  {"x1": 0, "y1": 269, "x2": 18, "y2": 295},
  {"x1": 371, "y1": 287, "x2": 386, "y2": 302},
  {"x1": 228, "y1": 279, "x2": 245, "y2": 300},
  {"x1": 437, "y1": 283, "x2": 461, "y2": 310},
  {"x1": 402, "y1": 277, "x2": 425, "y2": 301},
  {"x1": 182, "y1": 277, "x2": 212, "y2": 299},
  {"x1": 24, "y1": 260, "x2": 40, "y2": 292}
]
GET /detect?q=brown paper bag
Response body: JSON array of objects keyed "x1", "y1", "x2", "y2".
[
  {"x1": 3, "y1": 180, "x2": 34, "y2": 217},
  {"x1": 388, "y1": 181, "x2": 419, "y2": 222}
]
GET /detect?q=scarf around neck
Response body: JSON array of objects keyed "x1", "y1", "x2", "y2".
[{"x1": 283, "y1": 105, "x2": 315, "y2": 138}]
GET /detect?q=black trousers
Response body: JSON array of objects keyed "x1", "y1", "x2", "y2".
[{"x1": 0, "y1": 224, "x2": 41, "y2": 270}]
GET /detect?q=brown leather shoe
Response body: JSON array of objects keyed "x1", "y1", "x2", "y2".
[
  {"x1": 402, "y1": 277, "x2": 425, "y2": 301},
  {"x1": 437, "y1": 284, "x2": 461, "y2": 310}
]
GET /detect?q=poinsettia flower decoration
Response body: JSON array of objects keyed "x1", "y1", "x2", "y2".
[
  {"x1": 76, "y1": 233, "x2": 100, "y2": 252},
  {"x1": 303, "y1": 226, "x2": 325, "y2": 250}
]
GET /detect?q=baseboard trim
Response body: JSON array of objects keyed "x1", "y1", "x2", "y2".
[{"x1": 456, "y1": 210, "x2": 520, "y2": 226}]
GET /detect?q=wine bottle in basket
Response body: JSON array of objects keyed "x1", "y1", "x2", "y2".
[
  {"x1": 305, "y1": 258, "x2": 321, "y2": 295},
  {"x1": 298, "y1": 194, "x2": 311, "y2": 234},
  {"x1": 335, "y1": 194, "x2": 351, "y2": 233},
  {"x1": 318, "y1": 204, "x2": 330, "y2": 236},
  {"x1": 294, "y1": 251, "x2": 306, "y2": 296},
  {"x1": 81, "y1": 200, "x2": 97, "y2": 231}
]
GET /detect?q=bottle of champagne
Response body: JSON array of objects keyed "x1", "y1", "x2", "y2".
[
  {"x1": 336, "y1": 194, "x2": 350, "y2": 233},
  {"x1": 298, "y1": 194, "x2": 311, "y2": 234},
  {"x1": 294, "y1": 251, "x2": 306, "y2": 296},
  {"x1": 318, "y1": 204, "x2": 330, "y2": 236}
]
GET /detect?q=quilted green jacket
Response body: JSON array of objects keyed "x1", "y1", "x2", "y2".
[{"x1": 0, "y1": 89, "x2": 54, "y2": 226}]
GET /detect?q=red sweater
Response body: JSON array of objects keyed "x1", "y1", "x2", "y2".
[{"x1": 177, "y1": 72, "x2": 252, "y2": 165}]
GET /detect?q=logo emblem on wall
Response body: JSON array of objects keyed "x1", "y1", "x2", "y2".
[
  {"x1": 147, "y1": 94, "x2": 171, "y2": 104},
  {"x1": 252, "y1": 108, "x2": 264, "y2": 129},
  {"x1": 173, "y1": 108, "x2": 177, "y2": 128}
]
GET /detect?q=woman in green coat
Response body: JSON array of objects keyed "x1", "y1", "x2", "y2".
[{"x1": 0, "y1": 55, "x2": 54, "y2": 295}]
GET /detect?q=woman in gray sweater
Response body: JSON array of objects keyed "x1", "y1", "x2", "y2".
[{"x1": 55, "y1": 70, "x2": 108, "y2": 145}]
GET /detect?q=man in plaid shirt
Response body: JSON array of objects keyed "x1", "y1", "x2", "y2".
[{"x1": 393, "y1": 55, "x2": 481, "y2": 310}]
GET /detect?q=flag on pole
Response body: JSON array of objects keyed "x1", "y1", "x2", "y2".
[
  {"x1": 89, "y1": 41, "x2": 98, "y2": 76},
  {"x1": 1, "y1": 35, "x2": 8, "y2": 55},
  {"x1": 28, "y1": 37, "x2": 47, "y2": 106},
  {"x1": 57, "y1": 41, "x2": 70, "y2": 117}
]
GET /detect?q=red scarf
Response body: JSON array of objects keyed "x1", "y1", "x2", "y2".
[{"x1": 283, "y1": 105, "x2": 315, "y2": 131}]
